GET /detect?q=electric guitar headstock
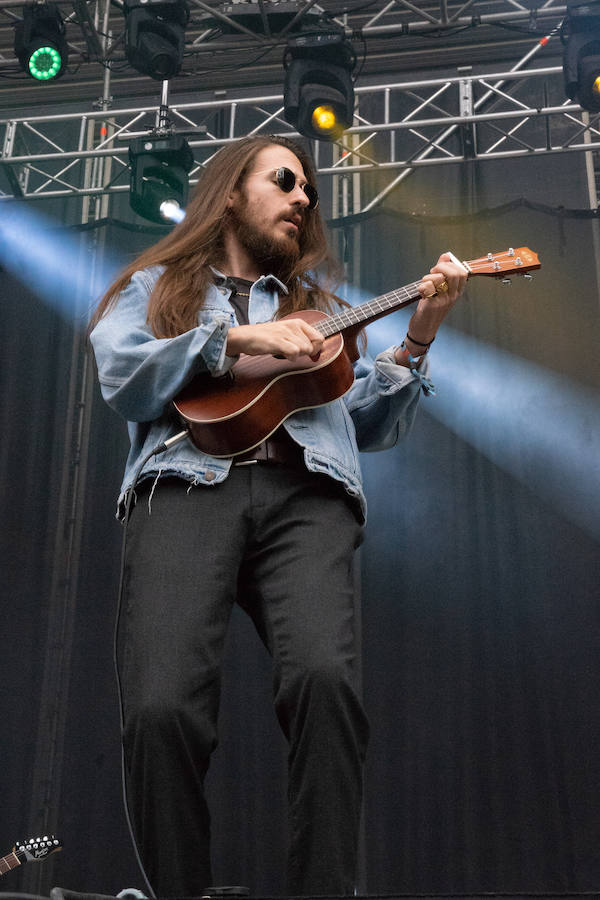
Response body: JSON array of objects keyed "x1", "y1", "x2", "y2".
[
  {"x1": 463, "y1": 247, "x2": 540, "y2": 282},
  {"x1": 0, "y1": 835, "x2": 62, "y2": 875}
]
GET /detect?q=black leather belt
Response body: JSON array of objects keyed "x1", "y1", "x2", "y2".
[{"x1": 234, "y1": 434, "x2": 304, "y2": 467}]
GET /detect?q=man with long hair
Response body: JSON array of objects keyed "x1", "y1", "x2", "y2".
[{"x1": 90, "y1": 134, "x2": 466, "y2": 897}]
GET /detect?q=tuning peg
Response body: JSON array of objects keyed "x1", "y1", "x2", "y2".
[
  {"x1": 501, "y1": 277, "x2": 512, "y2": 285},
  {"x1": 523, "y1": 273, "x2": 533, "y2": 281}
]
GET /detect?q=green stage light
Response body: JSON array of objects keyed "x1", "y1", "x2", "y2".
[
  {"x1": 29, "y1": 44, "x2": 62, "y2": 79},
  {"x1": 14, "y1": 3, "x2": 67, "y2": 81}
]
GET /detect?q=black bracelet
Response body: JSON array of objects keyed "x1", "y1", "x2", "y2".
[{"x1": 406, "y1": 332, "x2": 435, "y2": 348}]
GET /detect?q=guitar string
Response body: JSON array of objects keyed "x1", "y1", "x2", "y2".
[
  {"x1": 315, "y1": 263, "x2": 533, "y2": 338},
  {"x1": 316, "y1": 282, "x2": 423, "y2": 337},
  {"x1": 232, "y1": 258, "x2": 530, "y2": 353}
]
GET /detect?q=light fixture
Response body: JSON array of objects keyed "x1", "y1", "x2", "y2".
[
  {"x1": 129, "y1": 134, "x2": 194, "y2": 223},
  {"x1": 562, "y1": 0, "x2": 600, "y2": 111},
  {"x1": 159, "y1": 199, "x2": 186, "y2": 223},
  {"x1": 283, "y1": 32, "x2": 355, "y2": 141},
  {"x1": 123, "y1": 0, "x2": 189, "y2": 80},
  {"x1": 14, "y1": 2, "x2": 67, "y2": 81}
]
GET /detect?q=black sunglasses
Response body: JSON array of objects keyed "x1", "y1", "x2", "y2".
[{"x1": 274, "y1": 167, "x2": 319, "y2": 210}]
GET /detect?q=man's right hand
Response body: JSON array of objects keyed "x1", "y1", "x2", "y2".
[{"x1": 226, "y1": 319, "x2": 324, "y2": 361}]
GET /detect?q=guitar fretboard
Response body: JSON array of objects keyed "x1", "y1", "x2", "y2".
[
  {"x1": 311, "y1": 247, "x2": 539, "y2": 339},
  {"x1": 316, "y1": 281, "x2": 423, "y2": 338},
  {"x1": 0, "y1": 852, "x2": 21, "y2": 875}
]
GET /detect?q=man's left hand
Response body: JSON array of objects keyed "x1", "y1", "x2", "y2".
[{"x1": 394, "y1": 253, "x2": 468, "y2": 365}]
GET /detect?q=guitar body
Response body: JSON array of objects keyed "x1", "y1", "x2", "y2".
[
  {"x1": 172, "y1": 248, "x2": 540, "y2": 457},
  {"x1": 174, "y1": 309, "x2": 355, "y2": 457}
]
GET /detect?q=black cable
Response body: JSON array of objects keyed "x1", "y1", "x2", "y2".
[
  {"x1": 353, "y1": 30, "x2": 368, "y2": 82},
  {"x1": 491, "y1": 19, "x2": 557, "y2": 37},
  {"x1": 185, "y1": 40, "x2": 283, "y2": 76},
  {"x1": 112, "y1": 429, "x2": 189, "y2": 899},
  {"x1": 320, "y1": 0, "x2": 381, "y2": 14}
]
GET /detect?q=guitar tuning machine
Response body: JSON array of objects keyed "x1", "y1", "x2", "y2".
[
  {"x1": 501, "y1": 277, "x2": 512, "y2": 285},
  {"x1": 523, "y1": 273, "x2": 533, "y2": 281}
]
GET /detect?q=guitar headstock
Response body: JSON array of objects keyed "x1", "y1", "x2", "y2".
[
  {"x1": 14, "y1": 835, "x2": 62, "y2": 863},
  {"x1": 465, "y1": 247, "x2": 540, "y2": 278}
]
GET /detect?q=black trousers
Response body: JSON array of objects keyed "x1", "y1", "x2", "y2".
[{"x1": 118, "y1": 465, "x2": 369, "y2": 897}]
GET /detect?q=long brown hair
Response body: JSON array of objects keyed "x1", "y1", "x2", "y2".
[{"x1": 90, "y1": 135, "x2": 344, "y2": 338}]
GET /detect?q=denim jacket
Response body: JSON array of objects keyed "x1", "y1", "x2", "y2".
[{"x1": 90, "y1": 266, "x2": 429, "y2": 521}]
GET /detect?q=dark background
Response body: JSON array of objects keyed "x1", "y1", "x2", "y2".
[{"x1": 1, "y1": 143, "x2": 599, "y2": 898}]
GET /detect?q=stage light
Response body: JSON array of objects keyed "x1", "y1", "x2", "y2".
[
  {"x1": 283, "y1": 32, "x2": 355, "y2": 141},
  {"x1": 129, "y1": 134, "x2": 194, "y2": 223},
  {"x1": 312, "y1": 105, "x2": 337, "y2": 133},
  {"x1": 562, "y1": 0, "x2": 600, "y2": 111},
  {"x1": 160, "y1": 199, "x2": 186, "y2": 223},
  {"x1": 123, "y1": 0, "x2": 189, "y2": 80},
  {"x1": 14, "y1": 3, "x2": 67, "y2": 81}
]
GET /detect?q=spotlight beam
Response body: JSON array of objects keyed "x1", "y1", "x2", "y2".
[
  {"x1": 428, "y1": 330, "x2": 600, "y2": 541},
  {"x1": 0, "y1": 201, "x2": 120, "y2": 324},
  {"x1": 348, "y1": 288, "x2": 600, "y2": 542}
]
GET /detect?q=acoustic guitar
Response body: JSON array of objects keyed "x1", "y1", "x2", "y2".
[
  {"x1": 0, "y1": 835, "x2": 62, "y2": 876},
  {"x1": 173, "y1": 247, "x2": 540, "y2": 457}
]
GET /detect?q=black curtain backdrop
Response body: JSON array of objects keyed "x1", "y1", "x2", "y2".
[{"x1": 1, "y1": 151, "x2": 599, "y2": 899}]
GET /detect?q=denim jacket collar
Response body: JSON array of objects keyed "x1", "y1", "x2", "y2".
[{"x1": 209, "y1": 266, "x2": 289, "y2": 296}]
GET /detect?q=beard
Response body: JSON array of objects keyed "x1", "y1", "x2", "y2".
[{"x1": 227, "y1": 195, "x2": 301, "y2": 281}]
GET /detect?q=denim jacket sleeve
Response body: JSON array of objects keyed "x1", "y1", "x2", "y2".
[
  {"x1": 344, "y1": 347, "x2": 429, "y2": 452},
  {"x1": 90, "y1": 267, "x2": 236, "y2": 422}
]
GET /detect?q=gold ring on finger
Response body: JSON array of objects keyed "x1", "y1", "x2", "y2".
[{"x1": 437, "y1": 280, "x2": 449, "y2": 294}]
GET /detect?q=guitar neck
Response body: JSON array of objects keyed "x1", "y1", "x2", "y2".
[
  {"x1": 0, "y1": 851, "x2": 22, "y2": 875},
  {"x1": 0, "y1": 836, "x2": 62, "y2": 875},
  {"x1": 316, "y1": 280, "x2": 424, "y2": 338},
  {"x1": 314, "y1": 246, "x2": 541, "y2": 339}
]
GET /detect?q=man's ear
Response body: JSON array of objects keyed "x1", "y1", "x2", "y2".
[{"x1": 226, "y1": 188, "x2": 239, "y2": 209}]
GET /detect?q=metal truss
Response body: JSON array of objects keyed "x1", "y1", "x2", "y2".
[
  {"x1": 1, "y1": 0, "x2": 586, "y2": 219},
  {"x1": 0, "y1": 0, "x2": 567, "y2": 73},
  {"x1": 1, "y1": 60, "x2": 598, "y2": 213},
  {"x1": 0, "y1": 0, "x2": 567, "y2": 107},
  {"x1": 1, "y1": 0, "x2": 596, "y2": 217}
]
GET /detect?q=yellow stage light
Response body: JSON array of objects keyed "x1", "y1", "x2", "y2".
[{"x1": 311, "y1": 105, "x2": 337, "y2": 133}]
